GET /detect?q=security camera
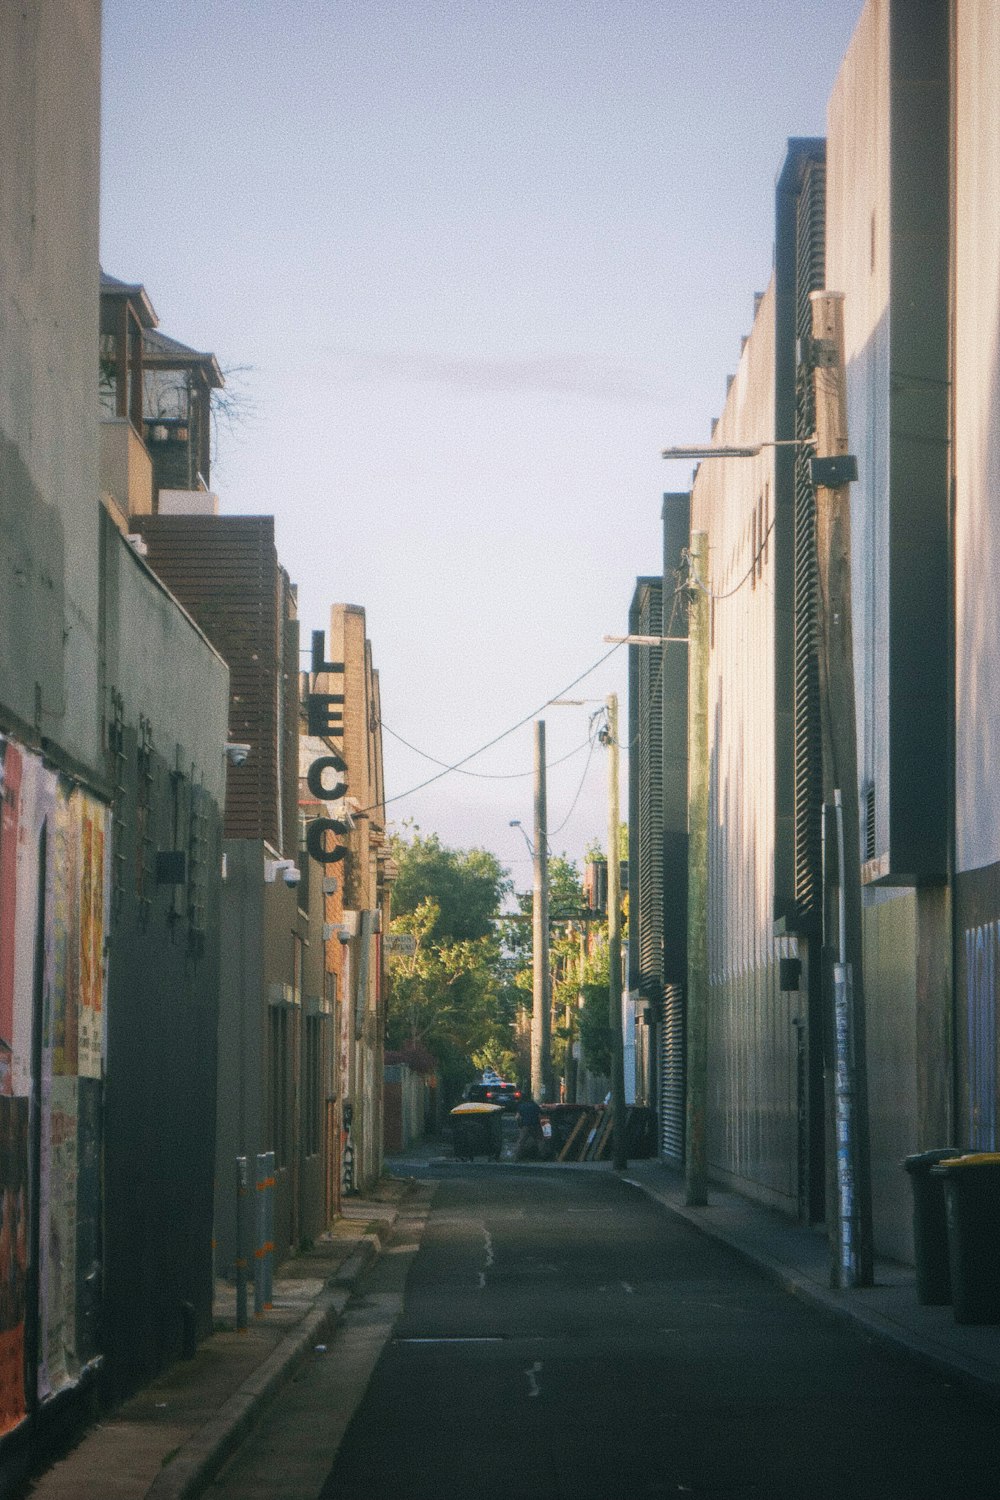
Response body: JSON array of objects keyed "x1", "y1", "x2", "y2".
[
  {"x1": 282, "y1": 865, "x2": 301, "y2": 889},
  {"x1": 336, "y1": 928, "x2": 351, "y2": 945},
  {"x1": 225, "y1": 742, "x2": 251, "y2": 767}
]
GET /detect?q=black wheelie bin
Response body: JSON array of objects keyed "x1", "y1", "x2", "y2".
[
  {"x1": 930, "y1": 1153, "x2": 1000, "y2": 1324},
  {"x1": 449, "y1": 1102, "x2": 503, "y2": 1161},
  {"x1": 902, "y1": 1147, "x2": 959, "y2": 1304}
]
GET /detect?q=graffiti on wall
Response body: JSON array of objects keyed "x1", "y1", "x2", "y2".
[{"x1": 0, "y1": 737, "x2": 110, "y2": 1436}]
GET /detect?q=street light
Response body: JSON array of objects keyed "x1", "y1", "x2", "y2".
[
  {"x1": 509, "y1": 818, "x2": 534, "y2": 856},
  {"x1": 604, "y1": 634, "x2": 688, "y2": 646},
  {"x1": 661, "y1": 439, "x2": 806, "y2": 460}
]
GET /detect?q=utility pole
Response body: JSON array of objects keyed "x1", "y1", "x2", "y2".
[
  {"x1": 605, "y1": 693, "x2": 628, "y2": 1171},
  {"x1": 531, "y1": 720, "x2": 551, "y2": 1101},
  {"x1": 685, "y1": 530, "x2": 709, "y2": 1206},
  {"x1": 810, "y1": 290, "x2": 874, "y2": 1288}
]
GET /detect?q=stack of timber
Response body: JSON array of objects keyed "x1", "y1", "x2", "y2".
[
  {"x1": 553, "y1": 1104, "x2": 655, "y2": 1161},
  {"x1": 556, "y1": 1106, "x2": 612, "y2": 1162}
]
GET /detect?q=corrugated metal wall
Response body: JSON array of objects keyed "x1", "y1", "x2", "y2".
[{"x1": 691, "y1": 283, "x2": 799, "y2": 1212}]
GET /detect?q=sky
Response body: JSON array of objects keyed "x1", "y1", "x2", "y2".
[{"x1": 100, "y1": 0, "x2": 863, "y2": 891}]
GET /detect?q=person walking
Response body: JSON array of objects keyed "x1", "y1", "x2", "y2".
[{"x1": 515, "y1": 1086, "x2": 544, "y2": 1161}]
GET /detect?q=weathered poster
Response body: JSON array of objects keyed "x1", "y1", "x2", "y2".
[
  {"x1": 8, "y1": 751, "x2": 55, "y2": 1101},
  {"x1": 0, "y1": 1096, "x2": 28, "y2": 1437},
  {"x1": 77, "y1": 798, "x2": 106, "y2": 1080},
  {"x1": 38, "y1": 1079, "x2": 79, "y2": 1399},
  {"x1": 0, "y1": 742, "x2": 22, "y2": 1098},
  {"x1": 51, "y1": 788, "x2": 77, "y2": 1077},
  {"x1": 74, "y1": 1078, "x2": 102, "y2": 1365},
  {"x1": 0, "y1": 740, "x2": 108, "y2": 1427}
]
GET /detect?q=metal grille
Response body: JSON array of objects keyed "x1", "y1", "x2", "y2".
[
  {"x1": 636, "y1": 582, "x2": 664, "y2": 1010},
  {"x1": 864, "y1": 782, "x2": 876, "y2": 863},
  {"x1": 659, "y1": 983, "x2": 685, "y2": 1162},
  {"x1": 187, "y1": 778, "x2": 208, "y2": 941},
  {"x1": 792, "y1": 158, "x2": 825, "y2": 924},
  {"x1": 136, "y1": 715, "x2": 155, "y2": 927},
  {"x1": 108, "y1": 688, "x2": 127, "y2": 918}
]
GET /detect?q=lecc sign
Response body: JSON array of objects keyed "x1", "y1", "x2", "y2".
[{"x1": 305, "y1": 630, "x2": 349, "y2": 867}]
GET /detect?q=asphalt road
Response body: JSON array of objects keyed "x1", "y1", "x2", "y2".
[{"x1": 213, "y1": 1163, "x2": 1000, "y2": 1499}]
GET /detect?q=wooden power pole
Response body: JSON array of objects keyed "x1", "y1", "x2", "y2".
[
  {"x1": 605, "y1": 693, "x2": 628, "y2": 1170},
  {"x1": 810, "y1": 291, "x2": 874, "y2": 1288},
  {"x1": 532, "y1": 720, "x2": 551, "y2": 1102},
  {"x1": 685, "y1": 531, "x2": 709, "y2": 1206}
]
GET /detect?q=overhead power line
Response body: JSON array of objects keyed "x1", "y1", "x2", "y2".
[
  {"x1": 379, "y1": 720, "x2": 593, "y2": 780},
  {"x1": 357, "y1": 639, "x2": 626, "y2": 814}
]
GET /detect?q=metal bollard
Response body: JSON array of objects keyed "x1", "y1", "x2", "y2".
[
  {"x1": 254, "y1": 1153, "x2": 267, "y2": 1318},
  {"x1": 235, "y1": 1155, "x2": 249, "y2": 1333},
  {"x1": 263, "y1": 1149, "x2": 275, "y2": 1310}
]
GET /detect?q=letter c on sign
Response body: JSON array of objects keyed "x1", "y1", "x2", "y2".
[
  {"x1": 306, "y1": 820, "x2": 350, "y2": 865},
  {"x1": 307, "y1": 756, "x2": 348, "y2": 801}
]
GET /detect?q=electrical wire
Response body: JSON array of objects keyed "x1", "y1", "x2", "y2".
[
  {"x1": 379, "y1": 719, "x2": 592, "y2": 780},
  {"x1": 355, "y1": 638, "x2": 626, "y2": 814},
  {"x1": 549, "y1": 713, "x2": 604, "y2": 836},
  {"x1": 685, "y1": 517, "x2": 775, "y2": 601}
]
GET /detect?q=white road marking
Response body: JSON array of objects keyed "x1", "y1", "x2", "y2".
[
  {"x1": 478, "y1": 1271, "x2": 486, "y2": 1290},
  {"x1": 620, "y1": 1281, "x2": 634, "y2": 1294},
  {"x1": 482, "y1": 1227, "x2": 495, "y2": 1267},
  {"x1": 525, "y1": 1361, "x2": 543, "y2": 1398},
  {"x1": 395, "y1": 1337, "x2": 504, "y2": 1344}
]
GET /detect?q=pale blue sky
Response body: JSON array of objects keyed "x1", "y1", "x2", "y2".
[{"x1": 100, "y1": 0, "x2": 862, "y2": 885}]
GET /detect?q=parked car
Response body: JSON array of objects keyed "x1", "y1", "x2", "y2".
[{"x1": 464, "y1": 1081, "x2": 522, "y2": 1111}]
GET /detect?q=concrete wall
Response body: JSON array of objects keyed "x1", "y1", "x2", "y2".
[
  {"x1": 863, "y1": 888, "x2": 918, "y2": 1263},
  {"x1": 100, "y1": 512, "x2": 228, "y2": 1399},
  {"x1": 215, "y1": 840, "x2": 266, "y2": 1281},
  {"x1": 0, "y1": 2, "x2": 102, "y2": 772}
]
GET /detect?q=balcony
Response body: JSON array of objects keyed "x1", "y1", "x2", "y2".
[{"x1": 100, "y1": 419, "x2": 153, "y2": 529}]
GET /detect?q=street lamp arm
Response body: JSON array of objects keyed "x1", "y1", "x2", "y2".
[
  {"x1": 604, "y1": 634, "x2": 688, "y2": 646},
  {"x1": 661, "y1": 438, "x2": 812, "y2": 460}
]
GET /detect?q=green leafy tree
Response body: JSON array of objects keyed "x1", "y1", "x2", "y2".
[
  {"x1": 577, "y1": 936, "x2": 612, "y2": 1078},
  {"x1": 389, "y1": 830, "x2": 509, "y2": 942},
  {"x1": 385, "y1": 831, "x2": 514, "y2": 1097}
]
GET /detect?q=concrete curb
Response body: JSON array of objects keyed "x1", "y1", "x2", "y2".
[
  {"x1": 621, "y1": 1173, "x2": 1000, "y2": 1404},
  {"x1": 146, "y1": 1225, "x2": 390, "y2": 1500}
]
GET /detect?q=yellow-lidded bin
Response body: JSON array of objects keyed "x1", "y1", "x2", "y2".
[
  {"x1": 449, "y1": 1102, "x2": 503, "y2": 1162},
  {"x1": 930, "y1": 1153, "x2": 1000, "y2": 1324}
]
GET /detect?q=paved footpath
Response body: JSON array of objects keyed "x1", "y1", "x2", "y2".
[{"x1": 22, "y1": 1183, "x2": 409, "y2": 1500}]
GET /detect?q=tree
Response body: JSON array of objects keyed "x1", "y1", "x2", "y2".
[
  {"x1": 577, "y1": 938, "x2": 612, "y2": 1078},
  {"x1": 385, "y1": 831, "x2": 514, "y2": 1097},
  {"x1": 389, "y1": 831, "x2": 509, "y2": 942}
]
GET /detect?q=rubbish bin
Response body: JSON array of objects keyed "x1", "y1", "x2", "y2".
[
  {"x1": 449, "y1": 1102, "x2": 503, "y2": 1162},
  {"x1": 930, "y1": 1153, "x2": 1000, "y2": 1324},
  {"x1": 902, "y1": 1148, "x2": 959, "y2": 1304}
]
